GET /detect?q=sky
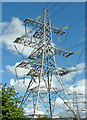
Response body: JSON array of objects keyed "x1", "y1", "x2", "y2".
[
  {"x1": 1, "y1": 0, "x2": 87, "y2": 2},
  {"x1": 0, "y1": 1, "x2": 86, "y2": 118}
]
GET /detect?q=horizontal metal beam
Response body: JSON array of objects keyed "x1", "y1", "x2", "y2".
[
  {"x1": 16, "y1": 60, "x2": 31, "y2": 69},
  {"x1": 13, "y1": 37, "x2": 40, "y2": 48},
  {"x1": 24, "y1": 18, "x2": 66, "y2": 36},
  {"x1": 54, "y1": 48, "x2": 74, "y2": 57},
  {"x1": 16, "y1": 60, "x2": 74, "y2": 77}
]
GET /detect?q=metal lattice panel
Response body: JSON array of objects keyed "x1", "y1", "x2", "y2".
[
  {"x1": 14, "y1": 37, "x2": 41, "y2": 48},
  {"x1": 16, "y1": 60, "x2": 31, "y2": 69},
  {"x1": 54, "y1": 48, "x2": 74, "y2": 57},
  {"x1": 24, "y1": 17, "x2": 66, "y2": 36}
]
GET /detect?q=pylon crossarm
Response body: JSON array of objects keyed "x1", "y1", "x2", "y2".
[
  {"x1": 54, "y1": 48, "x2": 74, "y2": 57},
  {"x1": 66, "y1": 109, "x2": 85, "y2": 112},
  {"x1": 66, "y1": 101, "x2": 86, "y2": 103},
  {"x1": 52, "y1": 27, "x2": 66, "y2": 35},
  {"x1": 27, "y1": 45, "x2": 73, "y2": 60},
  {"x1": 54, "y1": 69, "x2": 69, "y2": 76},
  {"x1": 15, "y1": 61, "x2": 41, "y2": 78},
  {"x1": 13, "y1": 37, "x2": 40, "y2": 48},
  {"x1": 54, "y1": 68, "x2": 78, "y2": 76},
  {"x1": 15, "y1": 60, "x2": 75, "y2": 78},
  {"x1": 16, "y1": 60, "x2": 41, "y2": 69},
  {"x1": 24, "y1": 18, "x2": 66, "y2": 35},
  {"x1": 15, "y1": 60, "x2": 31, "y2": 69},
  {"x1": 24, "y1": 18, "x2": 44, "y2": 27},
  {"x1": 45, "y1": 45, "x2": 74, "y2": 57},
  {"x1": 41, "y1": 63, "x2": 73, "y2": 77}
]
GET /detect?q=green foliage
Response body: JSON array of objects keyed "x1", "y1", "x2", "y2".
[
  {"x1": 36, "y1": 115, "x2": 52, "y2": 120},
  {"x1": 0, "y1": 83, "x2": 27, "y2": 119},
  {"x1": 73, "y1": 114, "x2": 78, "y2": 120}
]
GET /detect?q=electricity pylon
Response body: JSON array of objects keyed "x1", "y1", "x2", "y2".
[
  {"x1": 66, "y1": 86, "x2": 86, "y2": 119},
  {"x1": 13, "y1": 6, "x2": 79, "y2": 118}
]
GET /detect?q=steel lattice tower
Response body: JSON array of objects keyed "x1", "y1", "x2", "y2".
[
  {"x1": 13, "y1": 6, "x2": 79, "y2": 118},
  {"x1": 66, "y1": 86, "x2": 86, "y2": 120}
]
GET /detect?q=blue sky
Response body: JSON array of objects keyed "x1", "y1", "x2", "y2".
[
  {"x1": 1, "y1": 2, "x2": 86, "y2": 117},
  {"x1": 2, "y1": 2, "x2": 85, "y2": 84}
]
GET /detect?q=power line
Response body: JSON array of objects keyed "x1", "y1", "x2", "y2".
[
  {"x1": 70, "y1": 16, "x2": 86, "y2": 27},
  {"x1": 66, "y1": 41, "x2": 85, "y2": 50},
  {"x1": 49, "y1": 2, "x2": 60, "y2": 11},
  {"x1": 51, "y1": 2, "x2": 71, "y2": 18},
  {"x1": 61, "y1": 28, "x2": 70, "y2": 46}
]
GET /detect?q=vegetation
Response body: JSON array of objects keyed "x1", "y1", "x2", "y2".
[
  {"x1": 73, "y1": 114, "x2": 78, "y2": 120},
  {"x1": 0, "y1": 83, "x2": 27, "y2": 119},
  {"x1": 36, "y1": 115, "x2": 52, "y2": 120},
  {"x1": 1, "y1": 83, "x2": 79, "y2": 120}
]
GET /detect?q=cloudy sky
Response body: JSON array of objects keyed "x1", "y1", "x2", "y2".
[{"x1": 1, "y1": 2, "x2": 86, "y2": 118}]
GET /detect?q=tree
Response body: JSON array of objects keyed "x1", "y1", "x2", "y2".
[{"x1": 0, "y1": 83, "x2": 27, "y2": 119}]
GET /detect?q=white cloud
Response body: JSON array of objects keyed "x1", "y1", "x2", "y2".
[
  {"x1": 6, "y1": 65, "x2": 16, "y2": 75},
  {"x1": 24, "y1": 107, "x2": 44, "y2": 116},
  {"x1": 54, "y1": 96, "x2": 79, "y2": 117},
  {"x1": 1, "y1": 17, "x2": 34, "y2": 57},
  {"x1": 62, "y1": 63, "x2": 85, "y2": 82},
  {"x1": 10, "y1": 78, "x2": 31, "y2": 92},
  {"x1": 10, "y1": 78, "x2": 14, "y2": 86},
  {"x1": 0, "y1": 69, "x2": 4, "y2": 73},
  {"x1": 6, "y1": 62, "x2": 29, "y2": 77},
  {"x1": 69, "y1": 79, "x2": 85, "y2": 96},
  {"x1": 10, "y1": 77, "x2": 46, "y2": 92}
]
